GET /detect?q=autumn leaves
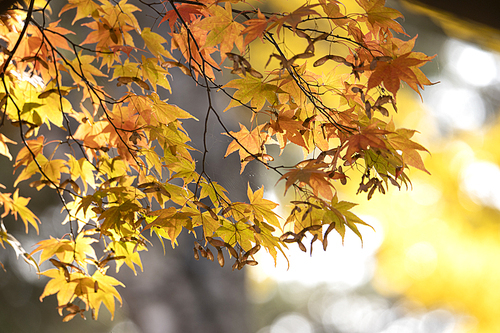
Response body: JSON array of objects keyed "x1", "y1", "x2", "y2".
[{"x1": 0, "y1": 0, "x2": 435, "y2": 321}]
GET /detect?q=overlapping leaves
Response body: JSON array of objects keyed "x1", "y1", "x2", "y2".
[{"x1": 0, "y1": 0, "x2": 434, "y2": 322}]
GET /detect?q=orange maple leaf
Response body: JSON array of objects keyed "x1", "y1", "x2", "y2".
[
  {"x1": 269, "y1": 110, "x2": 307, "y2": 149},
  {"x1": 159, "y1": 3, "x2": 205, "y2": 32},
  {"x1": 224, "y1": 124, "x2": 268, "y2": 173},
  {"x1": 171, "y1": 23, "x2": 220, "y2": 79},
  {"x1": 278, "y1": 160, "x2": 335, "y2": 200},
  {"x1": 367, "y1": 52, "x2": 433, "y2": 97},
  {"x1": 241, "y1": 9, "x2": 274, "y2": 47},
  {"x1": 385, "y1": 121, "x2": 430, "y2": 174},
  {"x1": 344, "y1": 122, "x2": 389, "y2": 164}
]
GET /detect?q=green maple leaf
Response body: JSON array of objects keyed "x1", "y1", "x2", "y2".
[{"x1": 223, "y1": 75, "x2": 280, "y2": 112}]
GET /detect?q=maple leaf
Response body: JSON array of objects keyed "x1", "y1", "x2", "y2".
[
  {"x1": 67, "y1": 52, "x2": 107, "y2": 86},
  {"x1": 223, "y1": 74, "x2": 280, "y2": 112},
  {"x1": 14, "y1": 136, "x2": 44, "y2": 171},
  {"x1": 39, "y1": 269, "x2": 82, "y2": 305},
  {"x1": 278, "y1": 160, "x2": 335, "y2": 200},
  {"x1": 197, "y1": 3, "x2": 244, "y2": 63},
  {"x1": 224, "y1": 123, "x2": 268, "y2": 172},
  {"x1": 141, "y1": 28, "x2": 174, "y2": 60},
  {"x1": 159, "y1": 3, "x2": 205, "y2": 32},
  {"x1": 344, "y1": 122, "x2": 389, "y2": 164},
  {"x1": 319, "y1": 0, "x2": 349, "y2": 26},
  {"x1": 146, "y1": 207, "x2": 194, "y2": 247},
  {"x1": 199, "y1": 180, "x2": 230, "y2": 205},
  {"x1": 88, "y1": 269, "x2": 124, "y2": 320},
  {"x1": 4, "y1": 189, "x2": 40, "y2": 233},
  {"x1": 355, "y1": 0, "x2": 405, "y2": 34},
  {"x1": 60, "y1": 0, "x2": 101, "y2": 24},
  {"x1": 0, "y1": 133, "x2": 16, "y2": 160},
  {"x1": 385, "y1": 120, "x2": 430, "y2": 174},
  {"x1": 148, "y1": 93, "x2": 197, "y2": 124},
  {"x1": 81, "y1": 20, "x2": 135, "y2": 51},
  {"x1": 215, "y1": 220, "x2": 254, "y2": 252},
  {"x1": 241, "y1": 9, "x2": 274, "y2": 47},
  {"x1": 269, "y1": 109, "x2": 307, "y2": 149},
  {"x1": 72, "y1": 233, "x2": 98, "y2": 269},
  {"x1": 253, "y1": 226, "x2": 286, "y2": 266},
  {"x1": 273, "y1": 4, "x2": 320, "y2": 36},
  {"x1": 65, "y1": 154, "x2": 96, "y2": 193},
  {"x1": 171, "y1": 23, "x2": 220, "y2": 79},
  {"x1": 328, "y1": 195, "x2": 374, "y2": 245},
  {"x1": 190, "y1": 208, "x2": 221, "y2": 241},
  {"x1": 141, "y1": 56, "x2": 172, "y2": 92},
  {"x1": 246, "y1": 185, "x2": 281, "y2": 230},
  {"x1": 108, "y1": 239, "x2": 146, "y2": 274},
  {"x1": 14, "y1": 154, "x2": 68, "y2": 189},
  {"x1": 31, "y1": 236, "x2": 76, "y2": 267},
  {"x1": 367, "y1": 51, "x2": 435, "y2": 98},
  {"x1": 98, "y1": 200, "x2": 141, "y2": 232}
]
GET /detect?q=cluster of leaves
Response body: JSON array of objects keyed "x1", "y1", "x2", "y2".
[{"x1": 0, "y1": 0, "x2": 433, "y2": 321}]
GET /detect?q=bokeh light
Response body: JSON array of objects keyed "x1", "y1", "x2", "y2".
[{"x1": 446, "y1": 39, "x2": 499, "y2": 87}]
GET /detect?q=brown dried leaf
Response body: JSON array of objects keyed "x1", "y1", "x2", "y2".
[
  {"x1": 368, "y1": 183, "x2": 377, "y2": 200},
  {"x1": 63, "y1": 313, "x2": 77, "y2": 322},
  {"x1": 261, "y1": 154, "x2": 274, "y2": 162},
  {"x1": 133, "y1": 77, "x2": 151, "y2": 90},
  {"x1": 247, "y1": 244, "x2": 261, "y2": 256},
  {"x1": 279, "y1": 231, "x2": 297, "y2": 242},
  {"x1": 248, "y1": 68, "x2": 263, "y2": 78},
  {"x1": 162, "y1": 61, "x2": 192, "y2": 77},
  {"x1": 193, "y1": 247, "x2": 200, "y2": 260},
  {"x1": 313, "y1": 55, "x2": 331, "y2": 67},
  {"x1": 138, "y1": 182, "x2": 156, "y2": 189},
  {"x1": 117, "y1": 76, "x2": 134, "y2": 86},
  {"x1": 261, "y1": 222, "x2": 275, "y2": 232},
  {"x1": 225, "y1": 243, "x2": 238, "y2": 258},
  {"x1": 365, "y1": 101, "x2": 372, "y2": 119},
  {"x1": 206, "y1": 248, "x2": 214, "y2": 261},
  {"x1": 194, "y1": 200, "x2": 210, "y2": 210},
  {"x1": 208, "y1": 208, "x2": 219, "y2": 221},
  {"x1": 49, "y1": 259, "x2": 70, "y2": 281},
  {"x1": 38, "y1": 89, "x2": 57, "y2": 99},
  {"x1": 217, "y1": 248, "x2": 224, "y2": 267},
  {"x1": 207, "y1": 237, "x2": 225, "y2": 248},
  {"x1": 310, "y1": 233, "x2": 318, "y2": 255}
]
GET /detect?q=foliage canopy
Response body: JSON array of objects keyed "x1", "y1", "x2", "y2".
[{"x1": 0, "y1": 0, "x2": 434, "y2": 321}]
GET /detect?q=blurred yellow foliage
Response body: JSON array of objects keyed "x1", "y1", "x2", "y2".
[{"x1": 354, "y1": 90, "x2": 500, "y2": 333}]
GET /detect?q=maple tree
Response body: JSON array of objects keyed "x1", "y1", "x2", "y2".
[{"x1": 0, "y1": 0, "x2": 434, "y2": 321}]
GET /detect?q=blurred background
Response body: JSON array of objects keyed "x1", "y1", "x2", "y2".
[{"x1": 1, "y1": 0, "x2": 500, "y2": 332}]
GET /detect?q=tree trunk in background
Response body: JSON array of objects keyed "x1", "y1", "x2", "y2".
[{"x1": 119, "y1": 234, "x2": 248, "y2": 333}]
